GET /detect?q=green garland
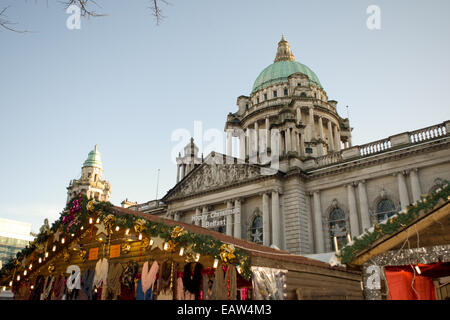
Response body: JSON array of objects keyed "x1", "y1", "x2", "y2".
[
  {"x1": 338, "y1": 181, "x2": 450, "y2": 265},
  {"x1": 0, "y1": 194, "x2": 252, "y2": 284}
]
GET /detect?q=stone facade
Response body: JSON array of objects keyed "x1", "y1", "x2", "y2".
[{"x1": 148, "y1": 38, "x2": 450, "y2": 256}]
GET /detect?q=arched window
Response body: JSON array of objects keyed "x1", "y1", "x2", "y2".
[
  {"x1": 250, "y1": 216, "x2": 263, "y2": 244},
  {"x1": 329, "y1": 208, "x2": 347, "y2": 251},
  {"x1": 376, "y1": 199, "x2": 396, "y2": 222}
]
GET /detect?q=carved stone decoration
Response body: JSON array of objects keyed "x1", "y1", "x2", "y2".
[
  {"x1": 168, "y1": 163, "x2": 262, "y2": 199},
  {"x1": 380, "y1": 188, "x2": 388, "y2": 200}
]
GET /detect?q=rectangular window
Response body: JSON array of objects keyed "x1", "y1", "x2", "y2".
[
  {"x1": 273, "y1": 90, "x2": 277, "y2": 98},
  {"x1": 284, "y1": 88, "x2": 288, "y2": 96},
  {"x1": 264, "y1": 93, "x2": 267, "y2": 100}
]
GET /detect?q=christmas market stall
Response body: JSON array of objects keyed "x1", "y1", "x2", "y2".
[
  {"x1": 0, "y1": 195, "x2": 362, "y2": 300},
  {"x1": 338, "y1": 181, "x2": 450, "y2": 300}
]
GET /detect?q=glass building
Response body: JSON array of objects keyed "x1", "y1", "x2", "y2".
[{"x1": 0, "y1": 218, "x2": 34, "y2": 268}]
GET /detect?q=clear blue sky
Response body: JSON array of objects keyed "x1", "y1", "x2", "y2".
[{"x1": 1, "y1": 0, "x2": 449, "y2": 233}]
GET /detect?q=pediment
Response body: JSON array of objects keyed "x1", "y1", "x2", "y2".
[{"x1": 164, "y1": 161, "x2": 264, "y2": 201}]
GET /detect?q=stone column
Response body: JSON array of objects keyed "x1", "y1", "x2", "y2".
[
  {"x1": 226, "y1": 129, "x2": 232, "y2": 157},
  {"x1": 239, "y1": 132, "x2": 245, "y2": 161},
  {"x1": 234, "y1": 199, "x2": 242, "y2": 239},
  {"x1": 201, "y1": 207, "x2": 208, "y2": 228},
  {"x1": 271, "y1": 190, "x2": 281, "y2": 248},
  {"x1": 194, "y1": 208, "x2": 201, "y2": 226},
  {"x1": 333, "y1": 124, "x2": 341, "y2": 151},
  {"x1": 396, "y1": 171, "x2": 410, "y2": 210},
  {"x1": 254, "y1": 121, "x2": 259, "y2": 158},
  {"x1": 318, "y1": 116, "x2": 324, "y2": 140},
  {"x1": 296, "y1": 107, "x2": 302, "y2": 124},
  {"x1": 312, "y1": 191, "x2": 325, "y2": 253},
  {"x1": 265, "y1": 117, "x2": 271, "y2": 152},
  {"x1": 174, "y1": 212, "x2": 180, "y2": 222},
  {"x1": 409, "y1": 169, "x2": 422, "y2": 203},
  {"x1": 327, "y1": 120, "x2": 335, "y2": 151},
  {"x1": 226, "y1": 201, "x2": 233, "y2": 236},
  {"x1": 292, "y1": 130, "x2": 298, "y2": 153},
  {"x1": 357, "y1": 180, "x2": 371, "y2": 232},
  {"x1": 181, "y1": 163, "x2": 185, "y2": 179},
  {"x1": 299, "y1": 132, "x2": 305, "y2": 156},
  {"x1": 308, "y1": 107, "x2": 315, "y2": 140},
  {"x1": 244, "y1": 129, "x2": 248, "y2": 159},
  {"x1": 176, "y1": 165, "x2": 180, "y2": 183},
  {"x1": 285, "y1": 128, "x2": 292, "y2": 153},
  {"x1": 347, "y1": 183, "x2": 360, "y2": 237},
  {"x1": 262, "y1": 193, "x2": 270, "y2": 246}
]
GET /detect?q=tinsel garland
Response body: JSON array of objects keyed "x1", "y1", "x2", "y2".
[
  {"x1": 338, "y1": 181, "x2": 450, "y2": 265},
  {"x1": 0, "y1": 194, "x2": 252, "y2": 284}
]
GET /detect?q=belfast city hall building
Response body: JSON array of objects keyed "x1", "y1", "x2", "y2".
[{"x1": 69, "y1": 37, "x2": 450, "y2": 258}]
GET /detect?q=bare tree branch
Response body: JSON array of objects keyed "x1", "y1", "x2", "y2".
[
  {"x1": 149, "y1": 0, "x2": 170, "y2": 26},
  {"x1": 0, "y1": 6, "x2": 29, "y2": 33},
  {"x1": 63, "y1": 0, "x2": 107, "y2": 17}
]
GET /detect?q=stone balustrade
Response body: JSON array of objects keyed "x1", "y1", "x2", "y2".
[
  {"x1": 310, "y1": 120, "x2": 449, "y2": 169},
  {"x1": 359, "y1": 138, "x2": 392, "y2": 156},
  {"x1": 409, "y1": 122, "x2": 447, "y2": 143}
]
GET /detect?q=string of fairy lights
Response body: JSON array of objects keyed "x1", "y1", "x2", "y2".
[{"x1": 1, "y1": 195, "x2": 252, "y2": 292}]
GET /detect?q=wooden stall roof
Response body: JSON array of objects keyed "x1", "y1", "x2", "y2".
[
  {"x1": 113, "y1": 206, "x2": 359, "y2": 276},
  {"x1": 350, "y1": 200, "x2": 450, "y2": 267}
]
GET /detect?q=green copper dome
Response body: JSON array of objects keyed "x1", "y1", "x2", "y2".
[
  {"x1": 83, "y1": 145, "x2": 103, "y2": 169},
  {"x1": 251, "y1": 36, "x2": 322, "y2": 94},
  {"x1": 251, "y1": 60, "x2": 322, "y2": 94}
]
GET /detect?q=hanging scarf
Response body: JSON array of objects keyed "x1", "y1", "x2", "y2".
[
  {"x1": 175, "y1": 272, "x2": 184, "y2": 300},
  {"x1": 229, "y1": 266, "x2": 237, "y2": 300},
  {"x1": 29, "y1": 275, "x2": 45, "y2": 300},
  {"x1": 183, "y1": 262, "x2": 203, "y2": 300},
  {"x1": 106, "y1": 262, "x2": 123, "y2": 300},
  {"x1": 141, "y1": 260, "x2": 159, "y2": 295},
  {"x1": 93, "y1": 258, "x2": 109, "y2": 290},
  {"x1": 51, "y1": 275, "x2": 66, "y2": 300},
  {"x1": 42, "y1": 276, "x2": 55, "y2": 300},
  {"x1": 121, "y1": 261, "x2": 138, "y2": 290},
  {"x1": 214, "y1": 266, "x2": 227, "y2": 300},
  {"x1": 81, "y1": 268, "x2": 95, "y2": 300}
]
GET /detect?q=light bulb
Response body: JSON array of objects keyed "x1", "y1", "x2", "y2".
[
  {"x1": 213, "y1": 259, "x2": 219, "y2": 269},
  {"x1": 149, "y1": 239, "x2": 153, "y2": 246},
  {"x1": 195, "y1": 253, "x2": 200, "y2": 262},
  {"x1": 163, "y1": 242, "x2": 169, "y2": 251},
  {"x1": 16, "y1": 275, "x2": 20, "y2": 281},
  {"x1": 89, "y1": 218, "x2": 93, "y2": 224},
  {"x1": 415, "y1": 265, "x2": 421, "y2": 275},
  {"x1": 45, "y1": 252, "x2": 49, "y2": 258},
  {"x1": 38, "y1": 257, "x2": 42, "y2": 264},
  {"x1": 80, "y1": 226, "x2": 84, "y2": 231},
  {"x1": 125, "y1": 229, "x2": 130, "y2": 235},
  {"x1": 99, "y1": 237, "x2": 103, "y2": 242},
  {"x1": 138, "y1": 233, "x2": 143, "y2": 241},
  {"x1": 52, "y1": 245, "x2": 56, "y2": 252},
  {"x1": 23, "y1": 270, "x2": 27, "y2": 276},
  {"x1": 61, "y1": 237, "x2": 65, "y2": 244},
  {"x1": 31, "y1": 285, "x2": 34, "y2": 290},
  {"x1": 96, "y1": 218, "x2": 100, "y2": 224},
  {"x1": 71, "y1": 233, "x2": 75, "y2": 237},
  {"x1": 9, "y1": 281, "x2": 13, "y2": 287},
  {"x1": 115, "y1": 226, "x2": 120, "y2": 232},
  {"x1": 29, "y1": 264, "x2": 32, "y2": 270},
  {"x1": 179, "y1": 247, "x2": 184, "y2": 256},
  {"x1": 236, "y1": 265, "x2": 242, "y2": 274}
]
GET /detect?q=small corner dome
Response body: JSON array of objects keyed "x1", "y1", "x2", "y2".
[
  {"x1": 83, "y1": 144, "x2": 103, "y2": 169},
  {"x1": 251, "y1": 36, "x2": 322, "y2": 94}
]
